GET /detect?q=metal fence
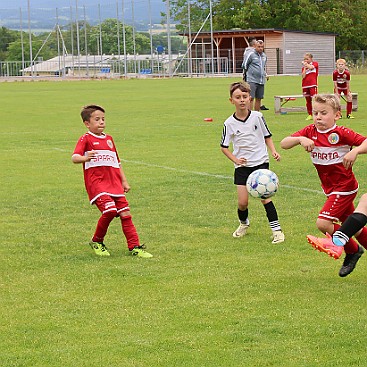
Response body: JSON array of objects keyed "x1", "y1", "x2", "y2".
[
  {"x1": 0, "y1": 56, "x2": 230, "y2": 79},
  {"x1": 338, "y1": 50, "x2": 367, "y2": 71}
]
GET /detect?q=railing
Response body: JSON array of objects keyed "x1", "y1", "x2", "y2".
[{"x1": 0, "y1": 56, "x2": 230, "y2": 78}]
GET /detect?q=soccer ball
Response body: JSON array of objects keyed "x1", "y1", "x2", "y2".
[{"x1": 246, "y1": 169, "x2": 279, "y2": 199}]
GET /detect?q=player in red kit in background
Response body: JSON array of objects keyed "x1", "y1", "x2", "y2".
[
  {"x1": 281, "y1": 94, "x2": 367, "y2": 277},
  {"x1": 72, "y1": 104, "x2": 153, "y2": 258},
  {"x1": 302, "y1": 53, "x2": 319, "y2": 121},
  {"x1": 333, "y1": 58, "x2": 355, "y2": 119}
]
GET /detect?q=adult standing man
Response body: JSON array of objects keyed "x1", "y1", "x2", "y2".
[
  {"x1": 241, "y1": 37, "x2": 257, "y2": 82},
  {"x1": 242, "y1": 40, "x2": 268, "y2": 111}
]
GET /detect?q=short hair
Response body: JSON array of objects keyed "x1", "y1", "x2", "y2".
[
  {"x1": 304, "y1": 53, "x2": 313, "y2": 59},
  {"x1": 229, "y1": 81, "x2": 251, "y2": 97},
  {"x1": 81, "y1": 104, "x2": 105, "y2": 122},
  {"x1": 257, "y1": 40, "x2": 264, "y2": 45},
  {"x1": 336, "y1": 58, "x2": 346, "y2": 64},
  {"x1": 248, "y1": 37, "x2": 257, "y2": 47},
  {"x1": 312, "y1": 94, "x2": 341, "y2": 112}
]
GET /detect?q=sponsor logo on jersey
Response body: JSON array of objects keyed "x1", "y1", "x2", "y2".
[
  {"x1": 328, "y1": 133, "x2": 339, "y2": 144},
  {"x1": 93, "y1": 142, "x2": 100, "y2": 145},
  {"x1": 310, "y1": 145, "x2": 350, "y2": 165},
  {"x1": 85, "y1": 150, "x2": 119, "y2": 169}
]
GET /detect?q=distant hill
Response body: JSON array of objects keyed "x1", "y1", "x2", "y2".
[{"x1": 0, "y1": 0, "x2": 167, "y2": 31}]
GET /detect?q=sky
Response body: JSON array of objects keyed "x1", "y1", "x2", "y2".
[{"x1": 4, "y1": 0, "x2": 166, "y2": 10}]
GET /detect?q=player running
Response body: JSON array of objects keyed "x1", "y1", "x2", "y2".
[
  {"x1": 72, "y1": 104, "x2": 153, "y2": 258},
  {"x1": 281, "y1": 94, "x2": 367, "y2": 277}
]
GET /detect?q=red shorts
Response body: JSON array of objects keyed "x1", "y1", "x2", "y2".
[
  {"x1": 318, "y1": 193, "x2": 357, "y2": 223},
  {"x1": 302, "y1": 86, "x2": 317, "y2": 97},
  {"x1": 94, "y1": 194, "x2": 130, "y2": 215},
  {"x1": 336, "y1": 88, "x2": 348, "y2": 95}
]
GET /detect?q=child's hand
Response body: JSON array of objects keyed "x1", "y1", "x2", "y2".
[
  {"x1": 85, "y1": 150, "x2": 97, "y2": 161},
  {"x1": 272, "y1": 151, "x2": 281, "y2": 161},
  {"x1": 122, "y1": 180, "x2": 131, "y2": 193},
  {"x1": 343, "y1": 150, "x2": 358, "y2": 170},
  {"x1": 236, "y1": 157, "x2": 247, "y2": 166},
  {"x1": 299, "y1": 137, "x2": 314, "y2": 152}
]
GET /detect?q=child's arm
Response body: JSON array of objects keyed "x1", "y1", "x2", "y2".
[
  {"x1": 265, "y1": 137, "x2": 281, "y2": 161},
  {"x1": 120, "y1": 166, "x2": 131, "y2": 193},
  {"x1": 280, "y1": 136, "x2": 315, "y2": 152},
  {"x1": 343, "y1": 139, "x2": 367, "y2": 170},
  {"x1": 72, "y1": 150, "x2": 96, "y2": 163},
  {"x1": 221, "y1": 147, "x2": 246, "y2": 166}
]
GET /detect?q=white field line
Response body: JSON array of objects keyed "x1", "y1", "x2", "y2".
[
  {"x1": 120, "y1": 158, "x2": 323, "y2": 195},
  {"x1": 54, "y1": 148, "x2": 323, "y2": 195}
]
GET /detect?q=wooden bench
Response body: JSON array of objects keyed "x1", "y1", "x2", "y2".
[{"x1": 274, "y1": 93, "x2": 358, "y2": 114}]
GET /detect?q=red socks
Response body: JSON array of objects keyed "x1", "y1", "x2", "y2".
[
  {"x1": 121, "y1": 215, "x2": 140, "y2": 250},
  {"x1": 347, "y1": 101, "x2": 352, "y2": 116},
  {"x1": 92, "y1": 211, "x2": 116, "y2": 243},
  {"x1": 305, "y1": 96, "x2": 313, "y2": 115},
  {"x1": 355, "y1": 227, "x2": 367, "y2": 250}
]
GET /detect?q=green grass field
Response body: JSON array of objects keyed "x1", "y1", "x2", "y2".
[{"x1": 1, "y1": 74, "x2": 367, "y2": 367}]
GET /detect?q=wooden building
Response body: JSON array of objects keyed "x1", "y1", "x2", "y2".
[{"x1": 183, "y1": 28, "x2": 336, "y2": 75}]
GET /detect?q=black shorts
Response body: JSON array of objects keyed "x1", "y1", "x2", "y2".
[{"x1": 234, "y1": 162, "x2": 269, "y2": 185}]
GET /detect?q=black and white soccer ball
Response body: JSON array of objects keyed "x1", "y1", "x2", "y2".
[{"x1": 246, "y1": 169, "x2": 279, "y2": 199}]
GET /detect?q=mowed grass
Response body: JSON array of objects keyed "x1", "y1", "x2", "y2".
[{"x1": 1, "y1": 74, "x2": 367, "y2": 367}]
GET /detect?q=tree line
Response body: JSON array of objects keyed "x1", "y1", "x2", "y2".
[
  {"x1": 166, "y1": 0, "x2": 367, "y2": 52},
  {"x1": 1, "y1": 0, "x2": 366, "y2": 62},
  {"x1": 0, "y1": 20, "x2": 184, "y2": 62}
]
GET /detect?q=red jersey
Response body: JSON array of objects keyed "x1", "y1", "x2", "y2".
[
  {"x1": 73, "y1": 132, "x2": 125, "y2": 204},
  {"x1": 332, "y1": 69, "x2": 350, "y2": 91},
  {"x1": 292, "y1": 124, "x2": 366, "y2": 196},
  {"x1": 302, "y1": 61, "x2": 319, "y2": 88}
]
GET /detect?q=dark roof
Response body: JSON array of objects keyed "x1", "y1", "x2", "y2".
[{"x1": 179, "y1": 28, "x2": 337, "y2": 37}]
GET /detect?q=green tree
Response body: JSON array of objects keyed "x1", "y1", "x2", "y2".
[
  {"x1": 166, "y1": 0, "x2": 367, "y2": 52},
  {"x1": 0, "y1": 27, "x2": 19, "y2": 60},
  {"x1": 7, "y1": 37, "x2": 55, "y2": 62},
  {"x1": 86, "y1": 19, "x2": 150, "y2": 55}
]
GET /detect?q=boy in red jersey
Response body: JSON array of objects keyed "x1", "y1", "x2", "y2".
[
  {"x1": 301, "y1": 53, "x2": 319, "y2": 121},
  {"x1": 72, "y1": 105, "x2": 152, "y2": 258},
  {"x1": 333, "y1": 58, "x2": 354, "y2": 119},
  {"x1": 281, "y1": 94, "x2": 367, "y2": 276}
]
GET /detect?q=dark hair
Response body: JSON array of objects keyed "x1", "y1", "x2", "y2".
[
  {"x1": 81, "y1": 104, "x2": 105, "y2": 122},
  {"x1": 248, "y1": 37, "x2": 257, "y2": 47},
  {"x1": 229, "y1": 81, "x2": 251, "y2": 97}
]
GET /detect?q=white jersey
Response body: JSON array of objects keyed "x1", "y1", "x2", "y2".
[{"x1": 220, "y1": 110, "x2": 272, "y2": 168}]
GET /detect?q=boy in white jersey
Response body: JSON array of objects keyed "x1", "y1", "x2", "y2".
[
  {"x1": 281, "y1": 94, "x2": 367, "y2": 276},
  {"x1": 72, "y1": 105, "x2": 152, "y2": 258},
  {"x1": 220, "y1": 81, "x2": 284, "y2": 244}
]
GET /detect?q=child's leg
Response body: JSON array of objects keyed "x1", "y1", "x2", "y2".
[
  {"x1": 334, "y1": 197, "x2": 367, "y2": 248},
  {"x1": 92, "y1": 211, "x2": 116, "y2": 242},
  {"x1": 92, "y1": 195, "x2": 117, "y2": 243},
  {"x1": 120, "y1": 213, "x2": 140, "y2": 250},
  {"x1": 305, "y1": 96, "x2": 313, "y2": 115},
  {"x1": 262, "y1": 199, "x2": 281, "y2": 232},
  {"x1": 333, "y1": 223, "x2": 359, "y2": 254},
  {"x1": 346, "y1": 92, "x2": 353, "y2": 115},
  {"x1": 346, "y1": 101, "x2": 353, "y2": 116},
  {"x1": 233, "y1": 185, "x2": 250, "y2": 238},
  {"x1": 236, "y1": 185, "x2": 249, "y2": 224},
  {"x1": 114, "y1": 196, "x2": 140, "y2": 250}
]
